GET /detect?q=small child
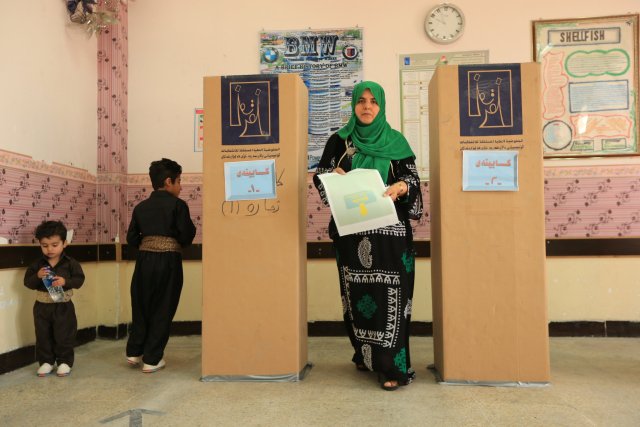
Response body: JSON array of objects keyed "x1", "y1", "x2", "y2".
[
  {"x1": 126, "y1": 158, "x2": 196, "y2": 373},
  {"x1": 24, "y1": 220, "x2": 85, "y2": 377}
]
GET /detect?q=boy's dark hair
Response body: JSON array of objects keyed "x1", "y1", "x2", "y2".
[
  {"x1": 35, "y1": 221, "x2": 67, "y2": 242},
  {"x1": 149, "y1": 158, "x2": 182, "y2": 190}
]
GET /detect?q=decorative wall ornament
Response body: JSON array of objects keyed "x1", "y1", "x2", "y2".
[{"x1": 65, "y1": 0, "x2": 127, "y2": 37}]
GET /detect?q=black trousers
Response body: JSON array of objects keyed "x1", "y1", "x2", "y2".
[
  {"x1": 34, "y1": 301, "x2": 77, "y2": 367},
  {"x1": 126, "y1": 251, "x2": 184, "y2": 365}
]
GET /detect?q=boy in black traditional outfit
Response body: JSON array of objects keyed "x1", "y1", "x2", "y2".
[
  {"x1": 24, "y1": 220, "x2": 85, "y2": 377},
  {"x1": 125, "y1": 158, "x2": 196, "y2": 373}
]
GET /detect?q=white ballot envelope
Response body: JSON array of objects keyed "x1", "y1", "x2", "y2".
[{"x1": 318, "y1": 168, "x2": 399, "y2": 236}]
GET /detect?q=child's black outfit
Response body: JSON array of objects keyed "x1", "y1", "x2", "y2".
[
  {"x1": 23, "y1": 254, "x2": 85, "y2": 367},
  {"x1": 126, "y1": 190, "x2": 196, "y2": 366}
]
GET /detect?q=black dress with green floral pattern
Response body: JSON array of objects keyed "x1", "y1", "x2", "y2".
[{"x1": 313, "y1": 133, "x2": 423, "y2": 385}]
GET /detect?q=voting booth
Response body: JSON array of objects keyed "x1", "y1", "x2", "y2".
[
  {"x1": 428, "y1": 63, "x2": 550, "y2": 384},
  {"x1": 201, "y1": 74, "x2": 309, "y2": 381}
]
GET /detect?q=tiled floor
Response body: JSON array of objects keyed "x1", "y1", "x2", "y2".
[{"x1": 1, "y1": 336, "x2": 639, "y2": 426}]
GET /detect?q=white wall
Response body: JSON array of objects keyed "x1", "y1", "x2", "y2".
[
  {"x1": 127, "y1": 0, "x2": 640, "y2": 173},
  {"x1": 0, "y1": 0, "x2": 97, "y2": 172}
]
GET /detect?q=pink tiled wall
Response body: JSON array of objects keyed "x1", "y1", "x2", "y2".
[
  {"x1": 2, "y1": 152, "x2": 639, "y2": 244},
  {"x1": 0, "y1": 150, "x2": 96, "y2": 244},
  {"x1": 306, "y1": 165, "x2": 640, "y2": 241},
  {"x1": 544, "y1": 165, "x2": 640, "y2": 238},
  {"x1": 96, "y1": 3, "x2": 128, "y2": 243}
]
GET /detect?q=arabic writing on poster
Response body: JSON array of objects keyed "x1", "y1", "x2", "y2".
[
  {"x1": 474, "y1": 158, "x2": 512, "y2": 168},
  {"x1": 221, "y1": 147, "x2": 281, "y2": 160},
  {"x1": 458, "y1": 138, "x2": 524, "y2": 151},
  {"x1": 224, "y1": 160, "x2": 277, "y2": 201},
  {"x1": 220, "y1": 75, "x2": 280, "y2": 146},
  {"x1": 463, "y1": 150, "x2": 519, "y2": 191},
  {"x1": 458, "y1": 64, "x2": 523, "y2": 138}
]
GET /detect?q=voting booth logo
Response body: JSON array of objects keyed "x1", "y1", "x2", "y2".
[
  {"x1": 458, "y1": 64, "x2": 523, "y2": 137},
  {"x1": 221, "y1": 75, "x2": 280, "y2": 145}
]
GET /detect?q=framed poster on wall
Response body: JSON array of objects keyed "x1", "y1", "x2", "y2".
[
  {"x1": 259, "y1": 27, "x2": 363, "y2": 171},
  {"x1": 532, "y1": 14, "x2": 639, "y2": 158},
  {"x1": 399, "y1": 50, "x2": 489, "y2": 179}
]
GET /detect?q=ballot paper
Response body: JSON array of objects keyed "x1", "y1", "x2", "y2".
[{"x1": 318, "y1": 168, "x2": 399, "y2": 236}]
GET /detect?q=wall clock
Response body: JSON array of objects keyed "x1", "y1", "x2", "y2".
[{"x1": 424, "y1": 3, "x2": 465, "y2": 44}]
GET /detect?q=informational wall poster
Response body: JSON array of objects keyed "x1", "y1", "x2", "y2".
[
  {"x1": 458, "y1": 64, "x2": 523, "y2": 137},
  {"x1": 317, "y1": 169, "x2": 398, "y2": 236},
  {"x1": 399, "y1": 51, "x2": 489, "y2": 179},
  {"x1": 260, "y1": 28, "x2": 364, "y2": 171},
  {"x1": 194, "y1": 108, "x2": 204, "y2": 152},
  {"x1": 462, "y1": 150, "x2": 519, "y2": 191},
  {"x1": 533, "y1": 15, "x2": 639, "y2": 157},
  {"x1": 221, "y1": 75, "x2": 280, "y2": 145},
  {"x1": 224, "y1": 159, "x2": 277, "y2": 201}
]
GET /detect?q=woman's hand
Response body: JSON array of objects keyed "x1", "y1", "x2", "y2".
[
  {"x1": 384, "y1": 180, "x2": 408, "y2": 201},
  {"x1": 334, "y1": 167, "x2": 346, "y2": 175}
]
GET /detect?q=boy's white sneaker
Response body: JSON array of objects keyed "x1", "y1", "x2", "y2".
[
  {"x1": 56, "y1": 363, "x2": 71, "y2": 377},
  {"x1": 142, "y1": 359, "x2": 165, "y2": 373},
  {"x1": 127, "y1": 356, "x2": 142, "y2": 366},
  {"x1": 37, "y1": 363, "x2": 53, "y2": 377}
]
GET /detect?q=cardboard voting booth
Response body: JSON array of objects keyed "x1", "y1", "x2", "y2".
[
  {"x1": 201, "y1": 74, "x2": 309, "y2": 381},
  {"x1": 429, "y1": 63, "x2": 550, "y2": 384}
]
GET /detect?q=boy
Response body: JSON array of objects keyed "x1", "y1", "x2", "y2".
[
  {"x1": 126, "y1": 158, "x2": 196, "y2": 373},
  {"x1": 24, "y1": 220, "x2": 85, "y2": 377}
]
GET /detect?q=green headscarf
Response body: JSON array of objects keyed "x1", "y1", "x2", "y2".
[{"x1": 337, "y1": 81, "x2": 415, "y2": 182}]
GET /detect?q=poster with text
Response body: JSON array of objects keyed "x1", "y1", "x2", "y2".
[
  {"x1": 399, "y1": 51, "x2": 489, "y2": 179},
  {"x1": 462, "y1": 150, "x2": 519, "y2": 191},
  {"x1": 533, "y1": 15, "x2": 639, "y2": 157},
  {"x1": 224, "y1": 160, "x2": 277, "y2": 201},
  {"x1": 194, "y1": 108, "x2": 204, "y2": 152},
  {"x1": 260, "y1": 28, "x2": 364, "y2": 171}
]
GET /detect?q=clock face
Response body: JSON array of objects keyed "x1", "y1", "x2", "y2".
[{"x1": 425, "y1": 4, "x2": 465, "y2": 44}]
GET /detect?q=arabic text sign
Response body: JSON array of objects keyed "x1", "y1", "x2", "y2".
[
  {"x1": 224, "y1": 160, "x2": 277, "y2": 201},
  {"x1": 318, "y1": 169, "x2": 398, "y2": 236},
  {"x1": 462, "y1": 150, "x2": 519, "y2": 191}
]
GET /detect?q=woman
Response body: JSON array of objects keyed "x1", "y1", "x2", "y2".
[{"x1": 313, "y1": 81, "x2": 423, "y2": 390}]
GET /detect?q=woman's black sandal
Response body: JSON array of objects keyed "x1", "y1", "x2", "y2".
[{"x1": 378, "y1": 374, "x2": 399, "y2": 391}]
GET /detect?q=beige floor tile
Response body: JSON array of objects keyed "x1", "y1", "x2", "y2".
[{"x1": 0, "y1": 336, "x2": 639, "y2": 426}]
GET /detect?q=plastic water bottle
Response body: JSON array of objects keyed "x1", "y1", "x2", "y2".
[{"x1": 42, "y1": 267, "x2": 65, "y2": 303}]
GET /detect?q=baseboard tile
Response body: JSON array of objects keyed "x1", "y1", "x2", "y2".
[{"x1": 2, "y1": 321, "x2": 638, "y2": 375}]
